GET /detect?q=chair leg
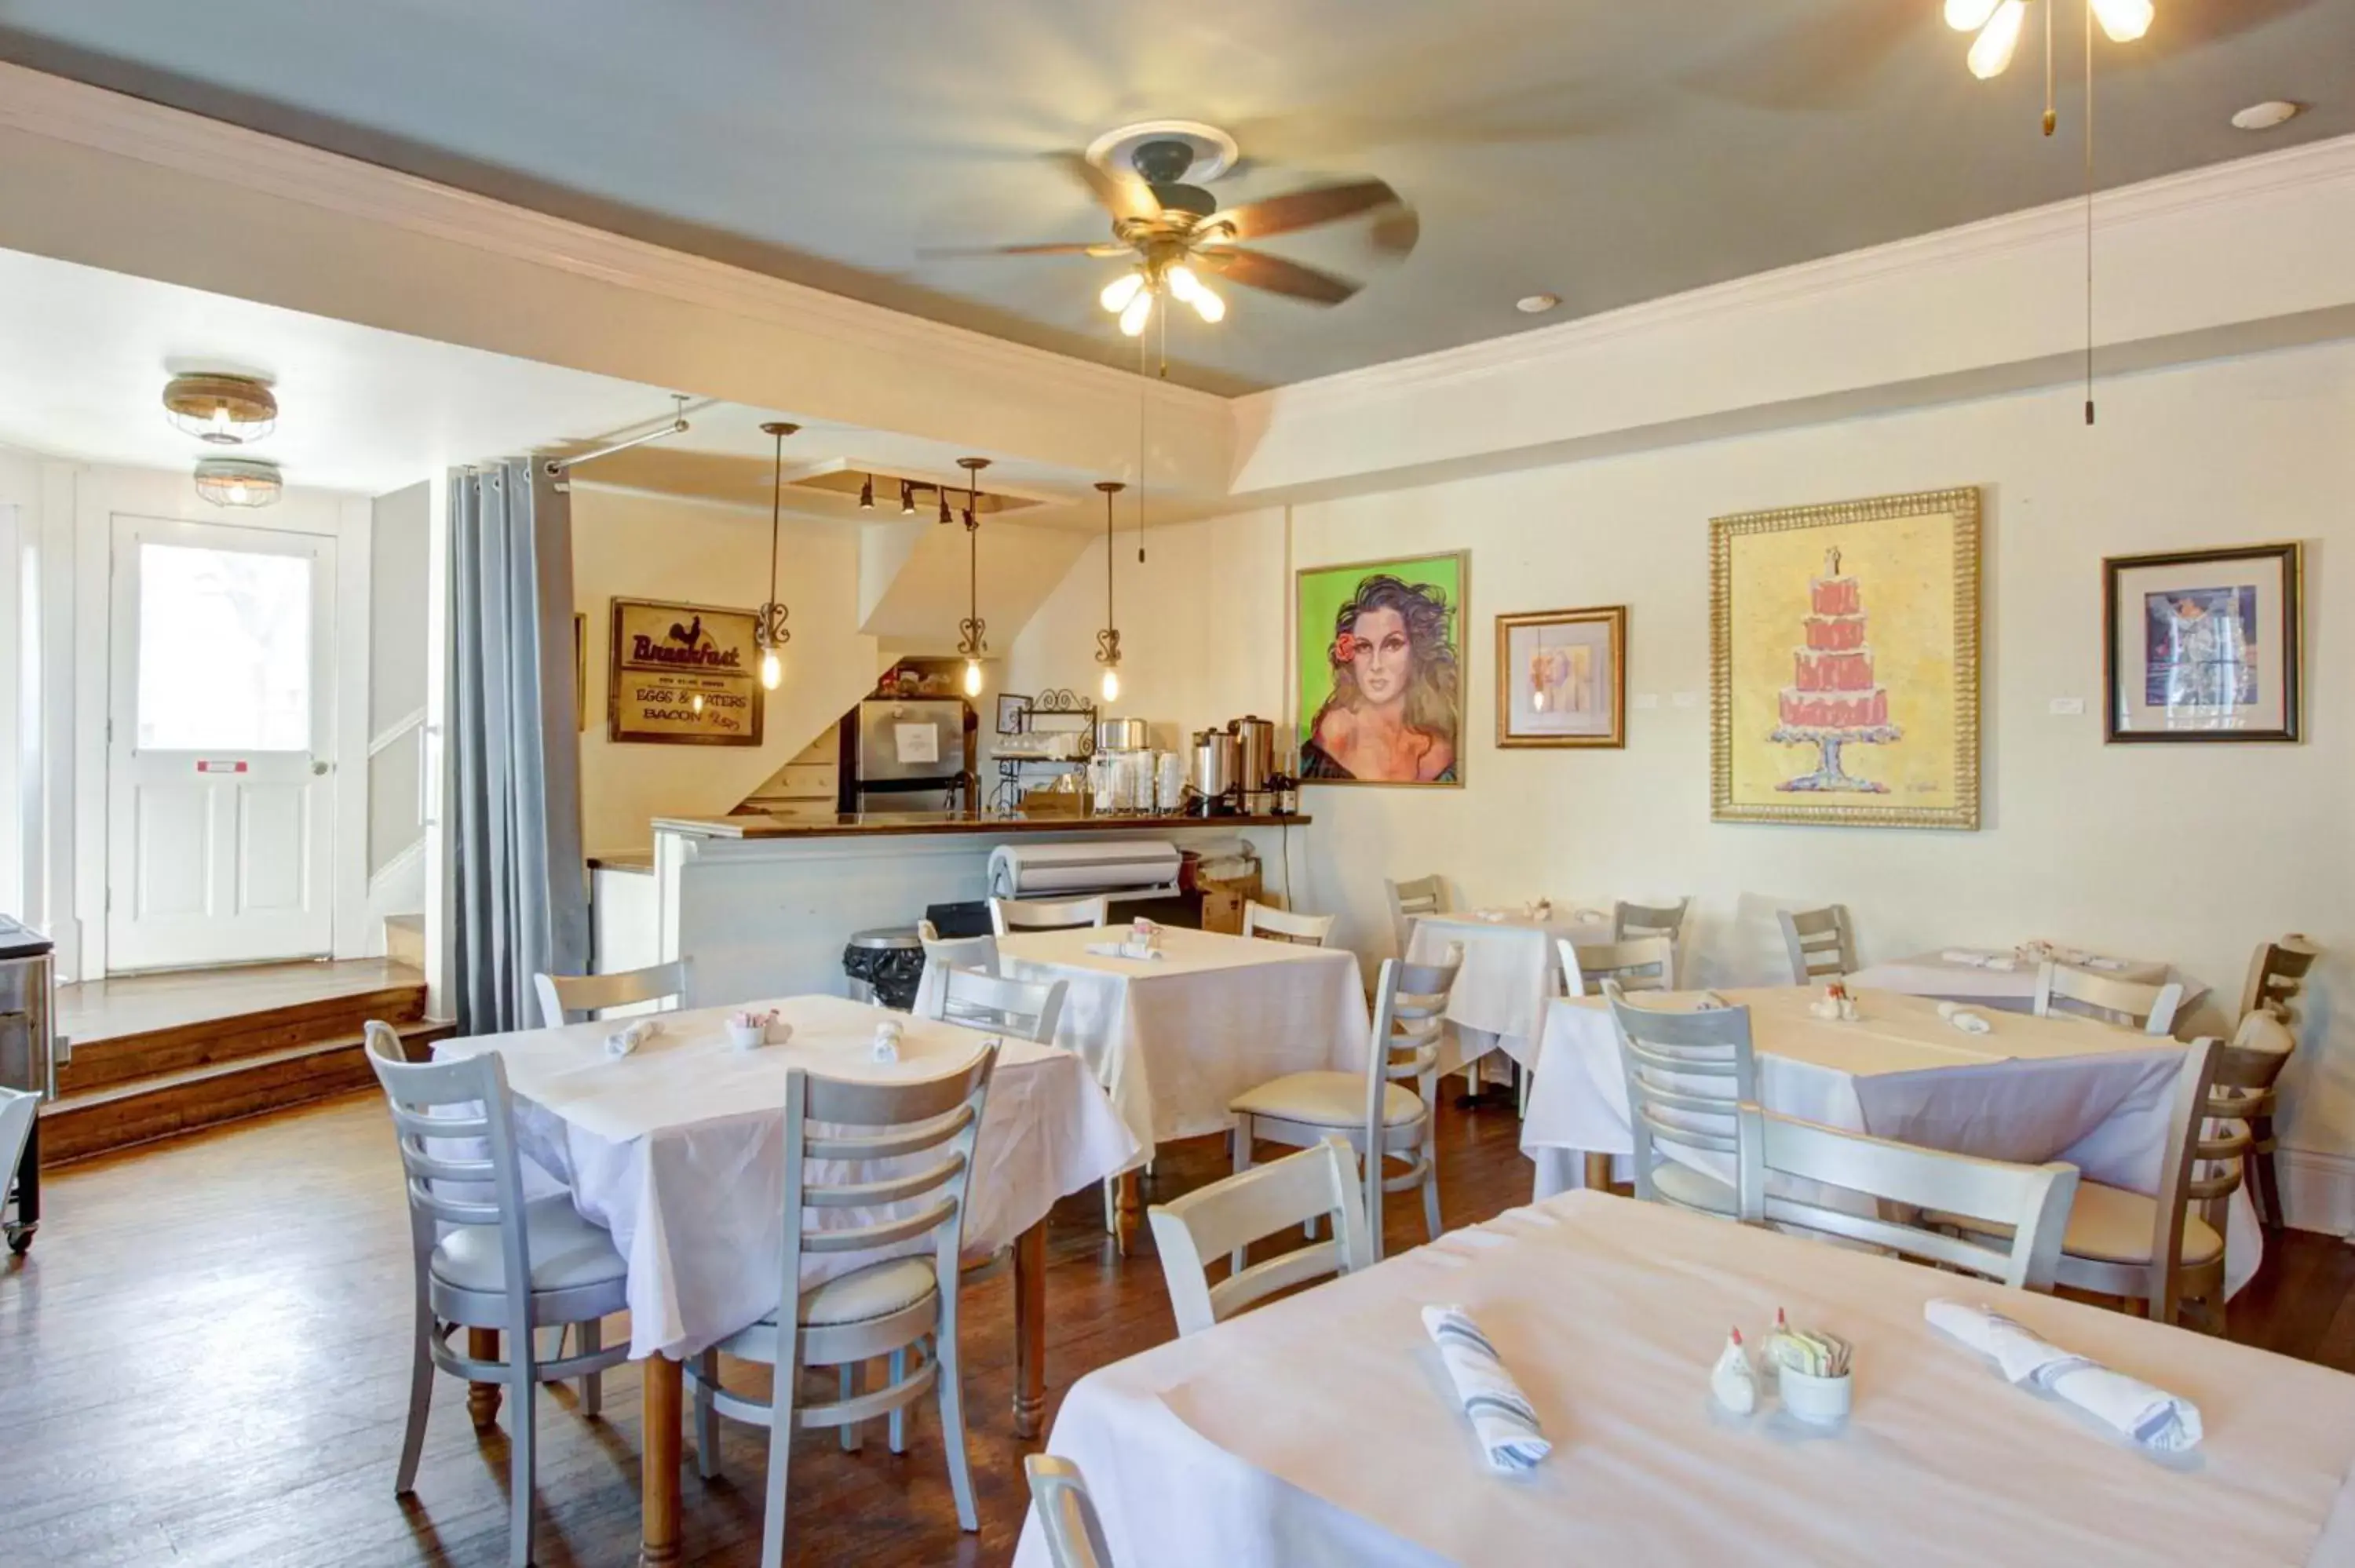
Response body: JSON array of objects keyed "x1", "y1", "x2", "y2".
[
  {"x1": 838, "y1": 1362, "x2": 863, "y2": 1453},
  {"x1": 395, "y1": 1297, "x2": 434, "y2": 1496},
  {"x1": 1229, "y1": 1118, "x2": 1254, "y2": 1276},
  {"x1": 694, "y1": 1350, "x2": 722, "y2": 1481},
  {"x1": 1420, "y1": 1154, "x2": 1444, "y2": 1242},
  {"x1": 508, "y1": 1370, "x2": 535, "y2": 1568},
  {"x1": 758, "y1": 1362, "x2": 796, "y2": 1568},
  {"x1": 2251, "y1": 1118, "x2": 2284, "y2": 1233},
  {"x1": 579, "y1": 1316, "x2": 602, "y2": 1418},
  {"x1": 1366, "y1": 1140, "x2": 1386, "y2": 1262},
  {"x1": 888, "y1": 1348, "x2": 910, "y2": 1454},
  {"x1": 936, "y1": 1322, "x2": 979, "y2": 1533}
]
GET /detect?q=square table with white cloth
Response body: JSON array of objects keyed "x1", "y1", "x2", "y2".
[
  {"x1": 1848, "y1": 946, "x2": 2207, "y2": 1016},
  {"x1": 1520, "y1": 985, "x2": 2262, "y2": 1294},
  {"x1": 1405, "y1": 906, "x2": 1617, "y2": 1073},
  {"x1": 996, "y1": 923, "x2": 1371, "y2": 1159},
  {"x1": 438, "y1": 992, "x2": 1138, "y2": 1564},
  {"x1": 1015, "y1": 1189, "x2": 2355, "y2": 1568}
]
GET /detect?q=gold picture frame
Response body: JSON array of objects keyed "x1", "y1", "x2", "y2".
[
  {"x1": 1495, "y1": 606, "x2": 1627, "y2": 748},
  {"x1": 1710, "y1": 486, "x2": 1981, "y2": 830}
]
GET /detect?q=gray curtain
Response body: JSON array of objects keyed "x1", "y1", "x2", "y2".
[{"x1": 449, "y1": 459, "x2": 587, "y2": 1034}]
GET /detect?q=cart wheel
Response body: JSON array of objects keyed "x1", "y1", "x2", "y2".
[{"x1": 5, "y1": 1224, "x2": 32, "y2": 1255}]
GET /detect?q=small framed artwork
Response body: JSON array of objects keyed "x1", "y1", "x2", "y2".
[
  {"x1": 2104, "y1": 542, "x2": 2302, "y2": 743},
  {"x1": 995, "y1": 692, "x2": 1031, "y2": 735},
  {"x1": 1496, "y1": 607, "x2": 1627, "y2": 748}
]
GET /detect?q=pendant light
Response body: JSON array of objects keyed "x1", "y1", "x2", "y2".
[
  {"x1": 1094, "y1": 480, "x2": 1128, "y2": 702},
  {"x1": 954, "y1": 458, "x2": 991, "y2": 696},
  {"x1": 755, "y1": 421, "x2": 798, "y2": 691}
]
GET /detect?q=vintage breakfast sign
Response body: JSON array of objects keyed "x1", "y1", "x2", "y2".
[{"x1": 607, "y1": 598, "x2": 765, "y2": 746}]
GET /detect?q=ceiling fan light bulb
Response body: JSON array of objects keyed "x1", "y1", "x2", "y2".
[
  {"x1": 1190, "y1": 285, "x2": 1226, "y2": 323},
  {"x1": 2090, "y1": 0, "x2": 2152, "y2": 42},
  {"x1": 1118, "y1": 290, "x2": 1154, "y2": 337},
  {"x1": 1968, "y1": 0, "x2": 2026, "y2": 78},
  {"x1": 1166, "y1": 264, "x2": 1202, "y2": 303},
  {"x1": 1943, "y1": 0, "x2": 2002, "y2": 31},
  {"x1": 1100, "y1": 271, "x2": 1146, "y2": 313},
  {"x1": 963, "y1": 658, "x2": 984, "y2": 697},
  {"x1": 760, "y1": 650, "x2": 783, "y2": 691},
  {"x1": 1101, "y1": 666, "x2": 1120, "y2": 703}
]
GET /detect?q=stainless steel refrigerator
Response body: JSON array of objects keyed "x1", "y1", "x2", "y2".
[{"x1": 845, "y1": 698, "x2": 972, "y2": 812}]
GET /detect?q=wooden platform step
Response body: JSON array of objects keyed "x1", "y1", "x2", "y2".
[
  {"x1": 42, "y1": 1019, "x2": 453, "y2": 1165},
  {"x1": 57, "y1": 965, "x2": 428, "y2": 1096}
]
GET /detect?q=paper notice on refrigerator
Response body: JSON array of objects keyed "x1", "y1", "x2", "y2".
[{"x1": 894, "y1": 723, "x2": 940, "y2": 765}]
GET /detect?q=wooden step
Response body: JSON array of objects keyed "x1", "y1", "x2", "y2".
[
  {"x1": 56, "y1": 974, "x2": 427, "y2": 1096},
  {"x1": 40, "y1": 1019, "x2": 454, "y2": 1165},
  {"x1": 383, "y1": 913, "x2": 426, "y2": 968}
]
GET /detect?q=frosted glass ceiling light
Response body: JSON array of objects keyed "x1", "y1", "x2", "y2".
[
  {"x1": 1944, "y1": 0, "x2": 2003, "y2": 28},
  {"x1": 1968, "y1": 0, "x2": 2027, "y2": 77},
  {"x1": 2090, "y1": 0, "x2": 2152, "y2": 39},
  {"x1": 1100, "y1": 271, "x2": 1146, "y2": 313},
  {"x1": 1118, "y1": 287, "x2": 1155, "y2": 337}
]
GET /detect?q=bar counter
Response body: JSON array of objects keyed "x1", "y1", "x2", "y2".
[{"x1": 652, "y1": 809, "x2": 1310, "y2": 840}]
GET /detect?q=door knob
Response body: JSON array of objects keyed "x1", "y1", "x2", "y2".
[{"x1": 311, "y1": 760, "x2": 330, "y2": 776}]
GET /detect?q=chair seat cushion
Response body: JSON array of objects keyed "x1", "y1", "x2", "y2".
[
  {"x1": 1651, "y1": 1159, "x2": 1738, "y2": 1216},
  {"x1": 1230, "y1": 1071, "x2": 1423, "y2": 1129},
  {"x1": 430, "y1": 1194, "x2": 629, "y2": 1296},
  {"x1": 1929, "y1": 1183, "x2": 2225, "y2": 1269},
  {"x1": 717, "y1": 1256, "x2": 944, "y2": 1364}
]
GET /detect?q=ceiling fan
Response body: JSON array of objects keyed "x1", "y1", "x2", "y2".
[{"x1": 932, "y1": 122, "x2": 1415, "y2": 337}]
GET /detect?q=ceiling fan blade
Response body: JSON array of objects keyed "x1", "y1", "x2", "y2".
[
  {"x1": 919, "y1": 241, "x2": 1131, "y2": 258},
  {"x1": 1052, "y1": 151, "x2": 1160, "y2": 225},
  {"x1": 1210, "y1": 248, "x2": 1364, "y2": 306},
  {"x1": 1207, "y1": 179, "x2": 1402, "y2": 242}
]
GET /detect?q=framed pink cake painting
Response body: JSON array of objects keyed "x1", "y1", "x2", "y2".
[{"x1": 1710, "y1": 487, "x2": 1981, "y2": 830}]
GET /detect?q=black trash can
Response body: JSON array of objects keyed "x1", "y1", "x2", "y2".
[{"x1": 843, "y1": 928, "x2": 926, "y2": 1012}]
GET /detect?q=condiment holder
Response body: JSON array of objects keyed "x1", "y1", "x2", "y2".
[
  {"x1": 1716, "y1": 1310, "x2": 1854, "y2": 1427},
  {"x1": 725, "y1": 1009, "x2": 783, "y2": 1051},
  {"x1": 1807, "y1": 980, "x2": 1860, "y2": 1023}
]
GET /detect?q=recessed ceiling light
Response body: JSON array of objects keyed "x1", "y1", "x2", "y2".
[
  {"x1": 2231, "y1": 100, "x2": 2302, "y2": 131},
  {"x1": 1516, "y1": 293, "x2": 1561, "y2": 315}
]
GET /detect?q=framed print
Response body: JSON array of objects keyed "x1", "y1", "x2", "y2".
[
  {"x1": 995, "y1": 692, "x2": 1031, "y2": 735},
  {"x1": 1496, "y1": 606, "x2": 1627, "y2": 748},
  {"x1": 1296, "y1": 552, "x2": 1467, "y2": 786},
  {"x1": 606, "y1": 598, "x2": 765, "y2": 746},
  {"x1": 2105, "y1": 542, "x2": 2302, "y2": 743},
  {"x1": 1711, "y1": 486, "x2": 1981, "y2": 830}
]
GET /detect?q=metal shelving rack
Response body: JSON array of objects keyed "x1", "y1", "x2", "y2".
[{"x1": 990, "y1": 688, "x2": 1097, "y2": 811}]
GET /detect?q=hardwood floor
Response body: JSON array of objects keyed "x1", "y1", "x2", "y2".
[{"x1": 4, "y1": 1088, "x2": 2349, "y2": 1567}]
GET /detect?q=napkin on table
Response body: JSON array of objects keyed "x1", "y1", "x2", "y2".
[
  {"x1": 1421, "y1": 1304, "x2": 1551, "y2": 1472},
  {"x1": 604, "y1": 1019, "x2": 657, "y2": 1059},
  {"x1": 1925, "y1": 1299, "x2": 2203, "y2": 1452}
]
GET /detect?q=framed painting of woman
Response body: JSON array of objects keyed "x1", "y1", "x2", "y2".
[{"x1": 1295, "y1": 552, "x2": 1467, "y2": 786}]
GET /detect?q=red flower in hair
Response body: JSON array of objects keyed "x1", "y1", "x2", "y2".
[{"x1": 1332, "y1": 632, "x2": 1363, "y2": 662}]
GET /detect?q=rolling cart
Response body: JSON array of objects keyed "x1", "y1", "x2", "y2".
[{"x1": 0, "y1": 914, "x2": 56, "y2": 1255}]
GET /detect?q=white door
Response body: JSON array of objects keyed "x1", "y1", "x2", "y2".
[{"x1": 106, "y1": 516, "x2": 337, "y2": 971}]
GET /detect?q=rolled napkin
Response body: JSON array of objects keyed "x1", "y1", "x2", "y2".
[
  {"x1": 1935, "y1": 1001, "x2": 1994, "y2": 1034},
  {"x1": 1924, "y1": 1299, "x2": 2203, "y2": 1453},
  {"x1": 871, "y1": 1019, "x2": 904, "y2": 1064},
  {"x1": 1084, "y1": 940, "x2": 1167, "y2": 961},
  {"x1": 1420, "y1": 1304, "x2": 1551, "y2": 1472},
  {"x1": 1941, "y1": 948, "x2": 1999, "y2": 968},
  {"x1": 605, "y1": 1019, "x2": 657, "y2": 1059}
]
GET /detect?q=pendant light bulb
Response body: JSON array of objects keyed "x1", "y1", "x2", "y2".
[
  {"x1": 2090, "y1": 0, "x2": 2152, "y2": 42},
  {"x1": 1100, "y1": 666, "x2": 1120, "y2": 703},
  {"x1": 1968, "y1": 0, "x2": 2026, "y2": 77},
  {"x1": 1189, "y1": 284, "x2": 1226, "y2": 324},
  {"x1": 962, "y1": 657, "x2": 983, "y2": 697},
  {"x1": 1100, "y1": 271, "x2": 1146, "y2": 314},
  {"x1": 1943, "y1": 0, "x2": 2001, "y2": 30},
  {"x1": 1118, "y1": 289, "x2": 1154, "y2": 338},
  {"x1": 760, "y1": 650, "x2": 783, "y2": 690}
]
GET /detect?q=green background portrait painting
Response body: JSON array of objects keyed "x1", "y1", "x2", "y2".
[{"x1": 1294, "y1": 552, "x2": 1468, "y2": 787}]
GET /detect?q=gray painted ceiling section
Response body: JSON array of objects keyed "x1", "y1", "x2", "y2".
[{"x1": 0, "y1": 0, "x2": 2344, "y2": 392}]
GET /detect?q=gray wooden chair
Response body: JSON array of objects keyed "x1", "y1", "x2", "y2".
[
  {"x1": 1560, "y1": 935, "x2": 1675, "y2": 997},
  {"x1": 1382, "y1": 873, "x2": 1450, "y2": 955},
  {"x1": 1241, "y1": 900, "x2": 1336, "y2": 946},
  {"x1": 1025, "y1": 1454, "x2": 1116, "y2": 1568},
  {"x1": 1148, "y1": 1138, "x2": 1372, "y2": 1337},
  {"x1": 2239, "y1": 934, "x2": 2320, "y2": 1026},
  {"x1": 688, "y1": 1048, "x2": 999, "y2": 1568},
  {"x1": 918, "y1": 966, "x2": 1067, "y2": 1043},
  {"x1": 1778, "y1": 904, "x2": 1857, "y2": 983},
  {"x1": 531, "y1": 959, "x2": 691, "y2": 1027},
  {"x1": 2217, "y1": 1010, "x2": 2298, "y2": 1231},
  {"x1": 1228, "y1": 951, "x2": 1459, "y2": 1260},
  {"x1": 2032, "y1": 961, "x2": 2184, "y2": 1036},
  {"x1": 363, "y1": 1022, "x2": 629, "y2": 1568},
  {"x1": 989, "y1": 895, "x2": 1108, "y2": 935},
  {"x1": 1605, "y1": 979, "x2": 1755, "y2": 1218},
  {"x1": 1612, "y1": 897, "x2": 1689, "y2": 945}
]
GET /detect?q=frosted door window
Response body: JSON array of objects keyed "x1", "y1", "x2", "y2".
[{"x1": 135, "y1": 542, "x2": 313, "y2": 751}]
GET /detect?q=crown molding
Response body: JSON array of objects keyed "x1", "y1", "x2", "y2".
[
  {"x1": 1245, "y1": 131, "x2": 2355, "y2": 418},
  {"x1": 0, "y1": 62, "x2": 1226, "y2": 426}
]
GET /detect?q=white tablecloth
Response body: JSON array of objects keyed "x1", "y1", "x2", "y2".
[
  {"x1": 1849, "y1": 947, "x2": 2204, "y2": 1015},
  {"x1": 998, "y1": 924, "x2": 1370, "y2": 1161},
  {"x1": 438, "y1": 994, "x2": 1137, "y2": 1359},
  {"x1": 1017, "y1": 1190, "x2": 2355, "y2": 1568},
  {"x1": 1406, "y1": 908, "x2": 1616, "y2": 1071},
  {"x1": 1521, "y1": 986, "x2": 2261, "y2": 1294}
]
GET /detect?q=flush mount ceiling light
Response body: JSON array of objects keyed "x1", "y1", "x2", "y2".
[
  {"x1": 754, "y1": 421, "x2": 799, "y2": 691},
  {"x1": 1515, "y1": 293, "x2": 1561, "y2": 315},
  {"x1": 162, "y1": 373, "x2": 277, "y2": 445},
  {"x1": 954, "y1": 458, "x2": 991, "y2": 697},
  {"x1": 192, "y1": 457, "x2": 282, "y2": 509},
  {"x1": 2232, "y1": 100, "x2": 2302, "y2": 131}
]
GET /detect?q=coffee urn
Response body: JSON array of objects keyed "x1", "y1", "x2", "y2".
[
  {"x1": 1229, "y1": 715, "x2": 1276, "y2": 815},
  {"x1": 1188, "y1": 727, "x2": 1240, "y2": 815}
]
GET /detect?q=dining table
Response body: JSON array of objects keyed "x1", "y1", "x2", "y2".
[
  {"x1": 1847, "y1": 944, "x2": 2207, "y2": 1016},
  {"x1": 1519, "y1": 985, "x2": 2262, "y2": 1294},
  {"x1": 436, "y1": 991, "x2": 1137, "y2": 1567},
  {"x1": 997, "y1": 922, "x2": 1371, "y2": 1248},
  {"x1": 1016, "y1": 1187, "x2": 2355, "y2": 1566},
  {"x1": 1403, "y1": 903, "x2": 1621, "y2": 1074}
]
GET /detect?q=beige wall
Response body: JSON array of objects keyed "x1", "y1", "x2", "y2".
[
  {"x1": 571, "y1": 487, "x2": 882, "y2": 858},
  {"x1": 1010, "y1": 341, "x2": 2355, "y2": 1164}
]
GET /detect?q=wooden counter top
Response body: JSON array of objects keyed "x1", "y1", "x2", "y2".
[{"x1": 652, "y1": 811, "x2": 1310, "y2": 841}]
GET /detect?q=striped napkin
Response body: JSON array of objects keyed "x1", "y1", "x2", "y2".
[
  {"x1": 1421, "y1": 1304, "x2": 1551, "y2": 1472},
  {"x1": 1925, "y1": 1299, "x2": 2203, "y2": 1453}
]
